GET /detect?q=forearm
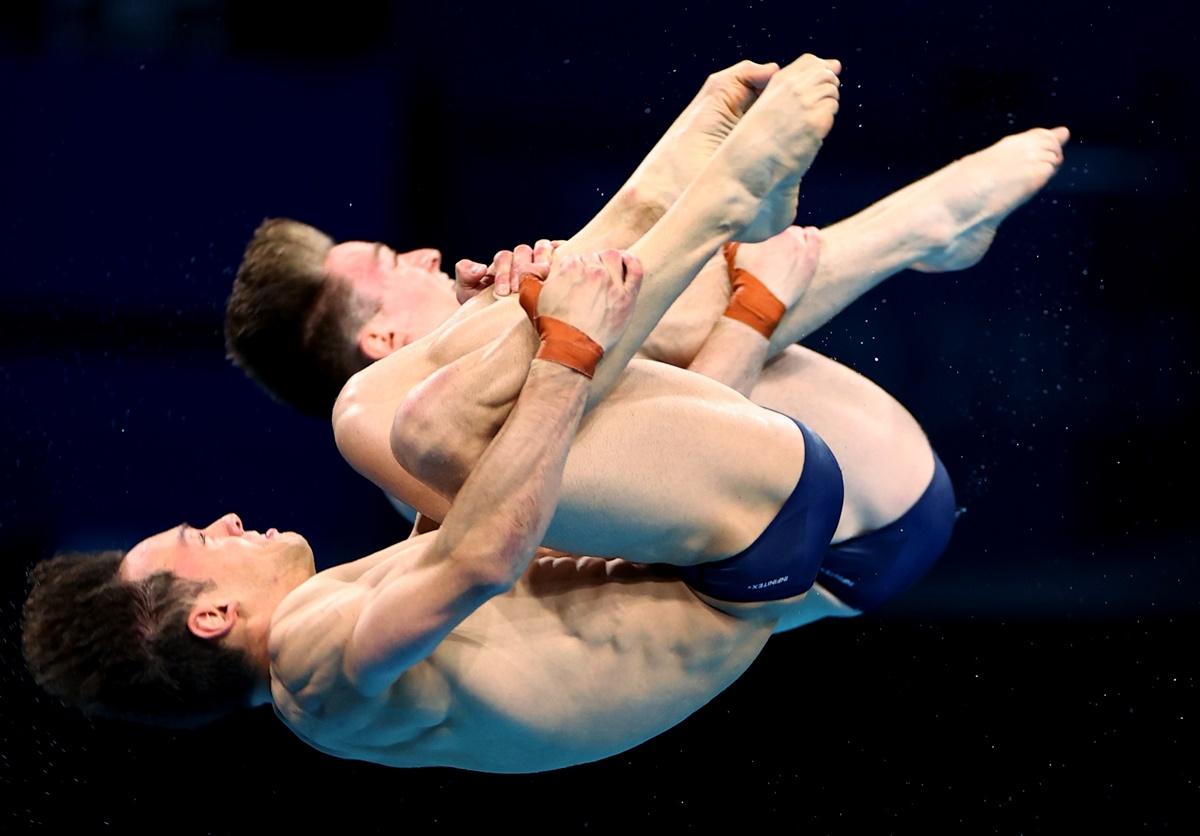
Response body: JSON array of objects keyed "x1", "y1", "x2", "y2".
[
  {"x1": 392, "y1": 320, "x2": 537, "y2": 498},
  {"x1": 686, "y1": 317, "x2": 770, "y2": 397},
  {"x1": 427, "y1": 361, "x2": 589, "y2": 584}
]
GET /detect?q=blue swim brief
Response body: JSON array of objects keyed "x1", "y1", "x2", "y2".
[
  {"x1": 677, "y1": 419, "x2": 845, "y2": 603},
  {"x1": 677, "y1": 415, "x2": 957, "y2": 610},
  {"x1": 815, "y1": 451, "x2": 957, "y2": 612}
]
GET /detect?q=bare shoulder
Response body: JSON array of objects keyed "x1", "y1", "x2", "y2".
[
  {"x1": 268, "y1": 536, "x2": 436, "y2": 698},
  {"x1": 269, "y1": 574, "x2": 368, "y2": 718},
  {"x1": 268, "y1": 565, "x2": 448, "y2": 747}
]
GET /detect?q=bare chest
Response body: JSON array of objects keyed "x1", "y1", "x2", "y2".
[{"x1": 274, "y1": 562, "x2": 769, "y2": 773}]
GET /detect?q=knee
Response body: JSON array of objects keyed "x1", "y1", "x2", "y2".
[{"x1": 857, "y1": 415, "x2": 938, "y2": 533}]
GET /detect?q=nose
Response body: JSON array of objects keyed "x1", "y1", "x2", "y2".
[
  {"x1": 405, "y1": 248, "x2": 441, "y2": 272},
  {"x1": 208, "y1": 513, "x2": 244, "y2": 536}
]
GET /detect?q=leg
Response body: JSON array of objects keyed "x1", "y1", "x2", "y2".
[
  {"x1": 638, "y1": 127, "x2": 1071, "y2": 368},
  {"x1": 552, "y1": 61, "x2": 781, "y2": 265},
  {"x1": 750, "y1": 345, "x2": 936, "y2": 539},
  {"x1": 689, "y1": 345, "x2": 951, "y2": 630},
  {"x1": 766, "y1": 126, "x2": 1071, "y2": 352}
]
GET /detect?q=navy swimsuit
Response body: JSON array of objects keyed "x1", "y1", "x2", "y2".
[{"x1": 678, "y1": 416, "x2": 957, "y2": 612}]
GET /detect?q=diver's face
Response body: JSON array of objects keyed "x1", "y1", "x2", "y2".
[
  {"x1": 120, "y1": 513, "x2": 315, "y2": 595},
  {"x1": 325, "y1": 241, "x2": 460, "y2": 351}
]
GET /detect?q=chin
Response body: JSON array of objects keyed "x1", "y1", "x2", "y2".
[{"x1": 279, "y1": 533, "x2": 316, "y2": 572}]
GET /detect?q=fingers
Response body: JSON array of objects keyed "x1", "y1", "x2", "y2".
[
  {"x1": 597, "y1": 248, "x2": 625, "y2": 281},
  {"x1": 490, "y1": 249, "x2": 515, "y2": 297},
  {"x1": 454, "y1": 258, "x2": 491, "y2": 304},
  {"x1": 533, "y1": 238, "x2": 554, "y2": 265},
  {"x1": 621, "y1": 252, "x2": 644, "y2": 296},
  {"x1": 455, "y1": 258, "x2": 487, "y2": 284},
  {"x1": 489, "y1": 242, "x2": 558, "y2": 297},
  {"x1": 598, "y1": 248, "x2": 644, "y2": 306}
]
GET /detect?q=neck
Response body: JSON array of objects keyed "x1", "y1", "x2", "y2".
[{"x1": 250, "y1": 672, "x2": 274, "y2": 708}]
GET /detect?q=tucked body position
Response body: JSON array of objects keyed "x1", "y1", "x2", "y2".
[{"x1": 23, "y1": 51, "x2": 1070, "y2": 773}]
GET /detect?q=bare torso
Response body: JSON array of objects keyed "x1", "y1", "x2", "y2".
[{"x1": 268, "y1": 546, "x2": 773, "y2": 773}]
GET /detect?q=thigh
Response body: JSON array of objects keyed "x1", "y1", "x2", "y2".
[
  {"x1": 750, "y1": 345, "x2": 935, "y2": 538},
  {"x1": 543, "y1": 359, "x2": 808, "y2": 566}
]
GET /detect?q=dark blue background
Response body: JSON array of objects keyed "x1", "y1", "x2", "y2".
[{"x1": 2, "y1": 1, "x2": 1196, "y2": 832}]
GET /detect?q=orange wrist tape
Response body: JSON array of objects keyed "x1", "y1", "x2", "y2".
[
  {"x1": 518, "y1": 273, "x2": 543, "y2": 322},
  {"x1": 517, "y1": 272, "x2": 604, "y2": 378},
  {"x1": 721, "y1": 242, "x2": 786, "y2": 340},
  {"x1": 534, "y1": 317, "x2": 604, "y2": 379}
]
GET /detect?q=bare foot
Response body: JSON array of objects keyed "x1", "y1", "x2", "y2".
[
  {"x1": 710, "y1": 53, "x2": 843, "y2": 242},
  {"x1": 911, "y1": 127, "x2": 1070, "y2": 272},
  {"x1": 733, "y1": 225, "x2": 823, "y2": 307},
  {"x1": 628, "y1": 60, "x2": 781, "y2": 212}
]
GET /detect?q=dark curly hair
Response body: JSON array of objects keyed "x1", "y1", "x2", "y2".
[
  {"x1": 22, "y1": 550, "x2": 260, "y2": 729},
  {"x1": 225, "y1": 218, "x2": 379, "y2": 418}
]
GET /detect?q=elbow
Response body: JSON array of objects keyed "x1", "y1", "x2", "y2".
[
  {"x1": 390, "y1": 392, "x2": 434, "y2": 479},
  {"x1": 471, "y1": 563, "x2": 519, "y2": 597},
  {"x1": 438, "y1": 533, "x2": 528, "y2": 596},
  {"x1": 332, "y1": 378, "x2": 368, "y2": 464},
  {"x1": 390, "y1": 387, "x2": 465, "y2": 489},
  {"x1": 424, "y1": 542, "x2": 519, "y2": 599}
]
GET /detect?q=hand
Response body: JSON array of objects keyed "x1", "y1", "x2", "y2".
[
  {"x1": 536, "y1": 249, "x2": 644, "y2": 352},
  {"x1": 730, "y1": 226, "x2": 822, "y2": 308},
  {"x1": 457, "y1": 240, "x2": 561, "y2": 303},
  {"x1": 454, "y1": 258, "x2": 494, "y2": 304}
]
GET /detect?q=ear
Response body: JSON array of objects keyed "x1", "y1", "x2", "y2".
[
  {"x1": 357, "y1": 315, "x2": 403, "y2": 360},
  {"x1": 187, "y1": 599, "x2": 238, "y2": 641}
]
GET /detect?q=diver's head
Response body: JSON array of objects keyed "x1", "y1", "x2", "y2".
[
  {"x1": 225, "y1": 218, "x2": 457, "y2": 417},
  {"x1": 22, "y1": 513, "x2": 315, "y2": 728}
]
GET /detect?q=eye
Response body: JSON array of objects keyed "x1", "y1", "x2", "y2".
[{"x1": 199, "y1": 531, "x2": 208, "y2": 545}]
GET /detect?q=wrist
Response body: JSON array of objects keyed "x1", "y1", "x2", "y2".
[{"x1": 527, "y1": 357, "x2": 595, "y2": 390}]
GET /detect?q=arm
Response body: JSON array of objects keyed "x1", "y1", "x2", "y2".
[
  {"x1": 685, "y1": 318, "x2": 771, "y2": 397},
  {"x1": 345, "y1": 359, "x2": 591, "y2": 696},
  {"x1": 344, "y1": 255, "x2": 639, "y2": 696},
  {"x1": 689, "y1": 226, "x2": 823, "y2": 393},
  {"x1": 391, "y1": 319, "x2": 538, "y2": 500}
]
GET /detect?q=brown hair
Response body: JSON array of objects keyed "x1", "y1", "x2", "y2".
[
  {"x1": 22, "y1": 550, "x2": 259, "y2": 729},
  {"x1": 225, "y1": 218, "x2": 378, "y2": 417}
]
